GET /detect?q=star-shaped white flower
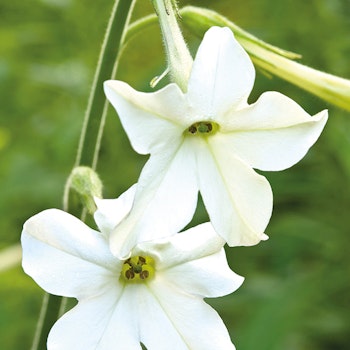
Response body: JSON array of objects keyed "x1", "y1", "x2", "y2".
[
  {"x1": 21, "y1": 186, "x2": 243, "y2": 350},
  {"x1": 104, "y1": 26, "x2": 328, "y2": 257}
]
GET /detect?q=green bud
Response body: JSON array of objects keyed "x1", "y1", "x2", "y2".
[{"x1": 66, "y1": 166, "x2": 103, "y2": 214}]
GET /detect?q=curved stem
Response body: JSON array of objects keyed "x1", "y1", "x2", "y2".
[
  {"x1": 180, "y1": 6, "x2": 350, "y2": 111},
  {"x1": 76, "y1": 0, "x2": 136, "y2": 168},
  {"x1": 31, "y1": 294, "x2": 62, "y2": 350},
  {"x1": 125, "y1": 6, "x2": 350, "y2": 111},
  {"x1": 31, "y1": 1, "x2": 136, "y2": 349}
]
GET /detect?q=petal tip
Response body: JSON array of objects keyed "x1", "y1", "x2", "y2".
[{"x1": 261, "y1": 233, "x2": 269, "y2": 241}]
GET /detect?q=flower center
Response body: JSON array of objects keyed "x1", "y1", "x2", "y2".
[
  {"x1": 186, "y1": 121, "x2": 218, "y2": 136},
  {"x1": 120, "y1": 255, "x2": 155, "y2": 283}
]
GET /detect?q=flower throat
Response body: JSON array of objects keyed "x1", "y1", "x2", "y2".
[{"x1": 120, "y1": 255, "x2": 155, "y2": 283}]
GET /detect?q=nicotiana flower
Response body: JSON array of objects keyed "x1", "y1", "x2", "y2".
[
  {"x1": 104, "y1": 26, "x2": 328, "y2": 257},
  {"x1": 21, "y1": 186, "x2": 244, "y2": 350}
]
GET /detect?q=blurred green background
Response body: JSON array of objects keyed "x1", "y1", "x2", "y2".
[{"x1": 1, "y1": 0, "x2": 350, "y2": 349}]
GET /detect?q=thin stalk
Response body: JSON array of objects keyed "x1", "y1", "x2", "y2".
[
  {"x1": 31, "y1": 1, "x2": 136, "y2": 349},
  {"x1": 180, "y1": 6, "x2": 350, "y2": 111},
  {"x1": 125, "y1": 6, "x2": 350, "y2": 111},
  {"x1": 76, "y1": 0, "x2": 136, "y2": 168},
  {"x1": 151, "y1": 0, "x2": 193, "y2": 91},
  {"x1": 31, "y1": 294, "x2": 62, "y2": 350}
]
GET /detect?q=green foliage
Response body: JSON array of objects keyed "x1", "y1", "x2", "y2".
[{"x1": 1, "y1": 0, "x2": 349, "y2": 349}]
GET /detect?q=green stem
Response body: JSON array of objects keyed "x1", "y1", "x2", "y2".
[
  {"x1": 31, "y1": 1, "x2": 136, "y2": 349},
  {"x1": 125, "y1": 6, "x2": 350, "y2": 111},
  {"x1": 180, "y1": 6, "x2": 350, "y2": 111},
  {"x1": 31, "y1": 294, "x2": 62, "y2": 350},
  {"x1": 151, "y1": 0, "x2": 193, "y2": 91},
  {"x1": 76, "y1": 0, "x2": 136, "y2": 168}
]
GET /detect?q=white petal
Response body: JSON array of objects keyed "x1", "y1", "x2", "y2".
[
  {"x1": 197, "y1": 139, "x2": 272, "y2": 246},
  {"x1": 187, "y1": 26, "x2": 255, "y2": 119},
  {"x1": 110, "y1": 139, "x2": 198, "y2": 258},
  {"x1": 134, "y1": 223, "x2": 244, "y2": 298},
  {"x1": 142, "y1": 281, "x2": 236, "y2": 350},
  {"x1": 21, "y1": 209, "x2": 119, "y2": 298},
  {"x1": 135, "y1": 223, "x2": 225, "y2": 269},
  {"x1": 94, "y1": 184, "x2": 137, "y2": 236},
  {"x1": 48, "y1": 288, "x2": 141, "y2": 350},
  {"x1": 220, "y1": 91, "x2": 328, "y2": 171},
  {"x1": 104, "y1": 80, "x2": 188, "y2": 155},
  {"x1": 163, "y1": 248, "x2": 244, "y2": 298}
]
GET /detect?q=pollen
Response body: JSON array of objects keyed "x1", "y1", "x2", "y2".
[
  {"x1": 186, "y1": 121, "x2": 218, "y2": 136},
  {"x1": 120, "y1": 255, "x2": 155, "y2": 283}
]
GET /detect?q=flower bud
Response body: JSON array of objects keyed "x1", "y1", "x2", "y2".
[{"x1": 66, "y1": 166, "x2": 103, "y2": 214}]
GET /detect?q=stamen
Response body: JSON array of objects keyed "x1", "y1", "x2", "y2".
[
  {"x1": 140, "y1": 270, "x2": 149, "y2": 279},
  {"x1": 120, "y1": 255, "x2": 155, "y2": 283},
  {"x1": 187, "y1": 121, "x2": 217, "y2": 135},
  {"x1": 188, "y1": 125, "x2": 197, "y2": 134}
]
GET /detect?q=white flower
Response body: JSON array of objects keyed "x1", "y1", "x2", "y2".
[
  {"x1": 104, "y1": 26, "x2": 328, "y2": 256},
  {"x1": 21, "y1": 186, "x2": 244, "y2": 350}
]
